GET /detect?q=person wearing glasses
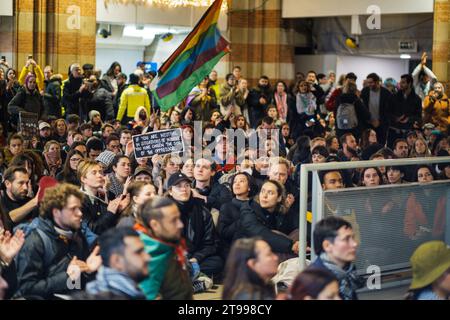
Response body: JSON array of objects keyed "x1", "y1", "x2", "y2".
[{"x1": 56, "y1": 150, "x2": 84, "y2": 186}]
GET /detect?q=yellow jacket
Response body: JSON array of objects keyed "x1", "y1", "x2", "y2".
[
  {"x1": 117, "y1": 85, "x2": 151, "y2": 121},
  {"x1": 18, "y1": 65, "x2": 45, "y2": 92},
  {"x1": 423, "y1": 92, "x2": 449, "y2": 134}
]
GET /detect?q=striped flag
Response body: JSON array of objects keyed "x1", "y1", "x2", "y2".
[{"x1": 151, "y1": 0, "x2": 230, "y2": 111}]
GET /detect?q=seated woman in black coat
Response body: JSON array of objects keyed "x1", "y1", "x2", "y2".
[
  {"x1": 235, "y1": 180, "x2": 299, "y2": 260},
  {"x1": 217, "y1": 172, "x2": 258, "y2": 260},
  {"x1": 56, "y1": 149, "x2": 84, "y2": 186}
]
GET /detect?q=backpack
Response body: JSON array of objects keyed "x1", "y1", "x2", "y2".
[
  {"x1": 14, "y1": 218, "x2": 56, "y2": 269},
  {"x1": 336, "y1": 102, "x2": 358, "y2": 130}
]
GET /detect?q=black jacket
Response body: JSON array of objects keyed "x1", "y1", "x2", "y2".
[
  {"x1": 360, "y1": 86, "x2": 392, "y2": 128},
  {"x1": 62, "y1": 74, "x2": 83, "y2": 117},
  {"x1": 248, "y1": 86, "x2": 273, "y2": 128},
  {"x1": 217, "y1": 198, "x2": 248, "y2": 259},
  {"x1": 235, "y1": 200, "x2": 294, "y2": 254},
  {"x1": 8, "y1": 87, "x2": 45, "y2": 120},
  {"x1": 194, "y1": 179, "x2": 232, "y2": 211},
  {"x1": 15, "y1": 218, "x2": 91, "y2": 299},
  {"x1": 81, "y1": 193, "x2": 119, "y2": 235},
  {"x1": 388, "y1": 90, "x2": 422, "y2": 130},
  {"x1": 44, "y1": 76, "x2": 63, "y2": 118},
  {"x1": 335, "y1": 93, "x2": 371, "y2": 131},
  {"x1": 171, "y1": 195, "x2": 218, "y2": 263},
  {"x1": 81, "y1": 88, "x2": 114, "y2": 122}
]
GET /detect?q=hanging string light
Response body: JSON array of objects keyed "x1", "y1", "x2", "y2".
[{"x1": 103, "y1": 0, "x2": 228, "y2": 10}]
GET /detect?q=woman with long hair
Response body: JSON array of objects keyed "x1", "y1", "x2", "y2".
[
  {"x1": 410, "y1": 137, "x2": 432, "y2": 158},
  {"x1": 43, "y1": 140, "x2": 63, "y2": 178},
  {"x1": 102, "y1": 61, "x2": 122, "y2": 97},
  {"x1": 236, "y1": 180, "x2": 299, "y2": 258},
  {"x1": 359, "y1": 128, "x2": 379, "y2": 151},
  {"x1": 273, "y1": 81, "x2": 291, "y2": 123},
  {"x1": 288, "y1": 268, "x2": 340, "y2": 300},
  {"x1": 222, "y1": 238, "x2": 278, "y2": 300},
  {"x1": 56, "y1": 150, "x2": 84, "y2": 186},
  {"x1": 290, "y1": 80, "x2": 317, "y2": 140},
  {"x1": 118, "y1": 181, "x2": 157, "y2": 228},
  {"x1": 51, "y1": 118, "x2": 68, "y2": 144},
  {"x1": 217, "y1": 172, "x2": 258, "y2": 260},
  {"x1": 108, "y1": 154, "x2": 131, "y2": 198}
]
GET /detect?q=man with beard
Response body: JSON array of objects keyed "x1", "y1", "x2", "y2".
[
  {"x1": 80, "y1": 227, "x2": 150, "y2": 300},
  {"x1": 387, "y1": 74, "x2": 422, "y2": 149},
  {"x1": 0, "y1": 167, "x2": 38, "y2": 231},
  {"x1": 248, "y1": 76, "x2": 272, "y2": 128},
  {"x1": 134, "y1": 196, "x2": 193, "y2": 300},
  {"x1": 338, "y1": 133, "x2": 359, "y2": 162},
  {"x1": 15, "y1": 184, "x2": 101, "y2": 299}
]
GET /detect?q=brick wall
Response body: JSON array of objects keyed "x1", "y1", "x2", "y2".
[
  {"x1": 228, "y1": 0, "x2": 295, "y2": 86},
  {"x1": 14, "y1": 0, "x2": 96, "y2": 78}
]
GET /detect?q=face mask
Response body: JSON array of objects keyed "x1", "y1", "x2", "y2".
[{"x1": 241, "y1": 168, "x2": 253, "y2": 176}]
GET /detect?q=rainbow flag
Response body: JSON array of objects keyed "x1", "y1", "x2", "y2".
[{"x1": 151, "y1": 0, "x2": 230, "y2": 111}]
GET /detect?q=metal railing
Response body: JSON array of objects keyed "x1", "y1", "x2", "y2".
[{"x1": 298, "y1": 156, "x2": 450, "y2": 271}]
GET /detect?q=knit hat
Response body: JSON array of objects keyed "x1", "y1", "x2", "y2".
[
  {"x1": 96, "y1": 151, "x2": 116, "y2": 169},
  {"x1": 89, "y1": 110, "x2": 101, "y2": 121},
  {"x1": 410, "y1": 241, "x2": 450, "y2": 290},
  {"x1": 37, "y1": 177, "x2": 59, "y2": 203}
]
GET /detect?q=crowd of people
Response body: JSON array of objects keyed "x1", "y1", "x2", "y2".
[{"x1": 0, "y1": 51, "x2": 449, "y2": 300}]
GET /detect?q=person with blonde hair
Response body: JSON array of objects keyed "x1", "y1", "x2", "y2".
[{"x1": 78, "y1": 159, "x2": 127, "y2": 235}]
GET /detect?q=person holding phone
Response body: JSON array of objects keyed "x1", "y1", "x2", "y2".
[{"x1": 17, "y1": 56, "x2": 45, "y2": 92}]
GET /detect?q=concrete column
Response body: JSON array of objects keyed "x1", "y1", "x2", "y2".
[{"x1": 432, "y1": 0, "x2": 450, "y2": 84}]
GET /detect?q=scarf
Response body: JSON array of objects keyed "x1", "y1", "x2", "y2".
[
  {"x1": 86, "y1": 266, "x2": 146, "y2": 299},
  {"x1": 108, "y1": 173, "x2": 124, "y2": 198},
  {"x1": 274, "y1": 92, "x2": 288, "y2": 121},
  {"x1": 134, "y1": 223, "x2": 188, "y2": 270},
  {"x1": 319, "y1": 252, "x2": 364, "y2": 300}
]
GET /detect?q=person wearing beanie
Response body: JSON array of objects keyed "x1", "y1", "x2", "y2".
[
  {"x1": 116, "y1": 73, "x2": 151, "y2": 125},
  {"x1": 407, "y1": 241, "x2": 450, "y2": 300},
  {"x1": 88, "y1": 110, "x2": 103, "y2": 132},
  {"x1": 96, "y1": 150, "x2": 116, "y2": 173},
  {"x1": 8, "y1": 72, "x2": 46, "y2": 124}
]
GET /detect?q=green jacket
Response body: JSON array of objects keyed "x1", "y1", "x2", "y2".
[{"x1": 138, "y1": 231, "x2": 193, "y2": 300}]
